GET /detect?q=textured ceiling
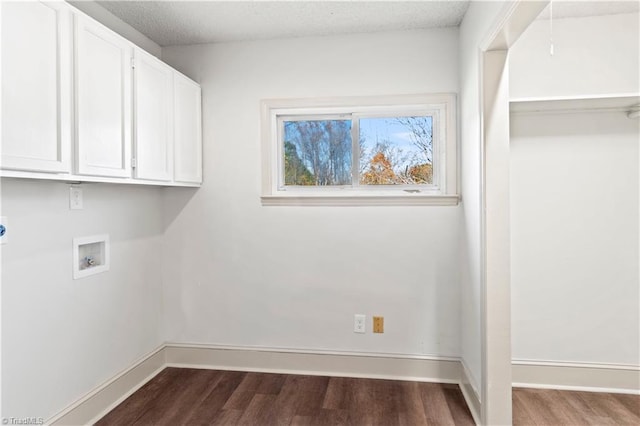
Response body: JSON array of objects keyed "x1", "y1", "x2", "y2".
[
  {"x1": 537, "y1": 0, "x2": 640, "y2": 20},
  {"x1": 94, "y1": 1, "x2": 471, "y2": 46}
]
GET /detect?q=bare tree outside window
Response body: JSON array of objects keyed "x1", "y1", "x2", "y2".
[
  {"x1": 283, "y1": 120, "x2": 352, "y2": 186},
  {"x1": 360, "y1": 116, "x2": 433, "y2": 185}
]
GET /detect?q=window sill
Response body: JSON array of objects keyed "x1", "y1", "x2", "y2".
[{"x1": 261, "y1": 193, "x2": 459, "y2": 206}]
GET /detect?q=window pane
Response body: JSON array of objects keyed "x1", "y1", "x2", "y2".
[
  {"x1": 359, "y1": 116, "x2": 433, "y2": 185},
  {"x1": 283, "y1": 120, "x2": 352, "y2": 186}
]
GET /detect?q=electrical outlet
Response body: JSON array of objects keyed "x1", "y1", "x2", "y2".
[
  {"x1": 354, "y1": 314, "x2": 366, "y2": 333},
  {"x1": 373, "y1": 316, "x2": 384, "y2": 333},
  {"x1": 70, "y1": 186, "x2": 83, "y2": 210},
  {"x1": 0, "y1": 216, "x2": 7, "y2": 245}
]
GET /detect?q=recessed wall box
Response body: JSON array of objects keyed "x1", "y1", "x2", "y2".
[{"x1": 73, "y1": 234, "x2": 110, "y2": 279}]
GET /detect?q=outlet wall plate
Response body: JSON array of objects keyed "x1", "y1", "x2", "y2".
[
  {"x1": 373, "y1": 316, "x2": 384, "y2": 333},
  {"x1": 354, "y1": 314, "x2": 366, "y2": 333},
  {"x1": 73, "y1": 234, "x2": 109, "y2": 279},
  {"x1": 70, "y1": 186, "x2": 83, "y2": 210},
  {"x1": 0, "y1": 216, "x2": 7, "y2": 244}
]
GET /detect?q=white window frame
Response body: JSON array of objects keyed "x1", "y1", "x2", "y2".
[{"x1": 261, "y1": 94, "x2": 458, "y2": 206}]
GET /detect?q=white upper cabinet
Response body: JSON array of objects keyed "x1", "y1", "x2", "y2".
[
  {"x1": 75, "y1": 16, "x2": 132, "y2": 178},
  {"x1": 133, "y1": 49, "x2": 173, "y2": 181},
  {"x1": 1, "y1": 1, "x2": 72, "y2": 173},
  {"x1": 173, "y1": 73, "x2": 203, "y2": 184},
  {"x1": 1, "y1": 3, "x2": 202, "y2": 187}
]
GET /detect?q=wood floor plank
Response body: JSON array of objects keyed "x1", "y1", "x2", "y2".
[
  {"x1": 442, "y1": 385, "x2": 475, "y2": 426},
  {"x1": 397, "y1": 381, "x2": 429, "y2": 426},
  {"x1": 311, "y1": 408, "x2": 351, "y2": 426},
  {"x1": 322, "y1": 377, "x2": 350, "y2": 410},
  {"x1": 540, "y1": 389, "x2": 590, "y2": 426},
  {"x1": 209, "y1": 408, "x2": 244, "y2": 425},
  {"x1": 221, "y1": 371, "x2": 263, "y2": 410},
  {"x1": 511, "y1": 388, "x2": 640, "y2": 426},
  {"x1": 613, "y1": 393, "x2": 640, "y2": 418},
  {"x1": 237, "y1": 393, "x2": 278, "y2": 426},
  {"x1": 179, "y1": 370, "x2": 247, "y2": 424},
  {"x1": 132, "y1": 368, "x2": 218, "y2": 426},
  {"x1": 577, "y1": 391, "x2": 640, "y2": 425},
  {"x1": 513, "y1": 388, "x2": 568, "y2": 426},
  {"x1": 291, "y1": 414, "x2": 313, "y2": 426},
  {"x1": 553, "y1": 389, "x2": 607, "y2": 426},
  {"x1": 345, "y1": 378, "x2": 377, "y2": 426},
  {"x1": 263, "y1": 374, "x2": 312, "y2": 425},
  {"x1": 512, "y1": 389, "x2": 538, "y2": 425},
  {"x1": 95, "y1": 368, "x2": 182, "y2": 426},
  {"x1": 292, "y1": 375, "x2": 330, "y2": 417},
  {"x1": 419, "y1": 382, "x2": 456, "y2": 426},
  {"x1": 552, "y1": 390, "x2": 604, "y2": 426},
  {"x1": 255, "y1": 372, "x2": 287, "y2": 394}
]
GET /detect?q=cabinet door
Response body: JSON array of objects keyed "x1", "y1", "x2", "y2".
[
  {"x1": 75, "y1": 16, "x2": 132, "y2": 178},
  {"x1": 133, "y1": 49, "x2": 173, "y2": 181},
  {"x1": 173, "y1": 73, "x2": 202, "y2": 184},
  {"x1": 1, "y1": 1, "x2": 72, "y2": 173}
]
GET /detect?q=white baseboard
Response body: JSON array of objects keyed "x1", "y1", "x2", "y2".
[
  {"x1": 512, "y1": 360, "x2": 640, "y2": 395},
  {"x1": 164, "y1": 343, "x2": 462, "y2": 384},
  {"x1": 459, "y1": 360, "x2": 481, "y2": 425},
  {"x1": 48, "y1": 346, "x2": 166, "y2": 425}
]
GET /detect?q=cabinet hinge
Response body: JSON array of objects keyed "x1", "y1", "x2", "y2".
[
  {"x1": 131, "y1": 57, "x2": 135, "y2": 69},
  {"x1": 131, "y1": 158, "x2": 137, "y2": 168}
]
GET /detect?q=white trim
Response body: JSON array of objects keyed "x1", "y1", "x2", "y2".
[
  {"x1": 460, "y1": 360, "x2": 482, "y2": 425},
  {"x1": 512, "y1": 359, "x2": 640, "y2": 371},
  {"x1": 261, "y1": 194, "x2": 459, "y2": 207},
  {"x1": 477, "y1": 2, "x2": 550, "y2": 424},
  {"x1": 513, "y1": 383, "x2": 640, "y2": 395},
  {"x1": 164, "y1": 344, "x2": 461, "y2": 384},
  {"x1": 460, "y1": 382, "x2": 481, "y2": 426},
  {"x1": 512, "y1": 361, "x2": 640, "y2": 395},
  {"x1": 0, "y1": 170, "x2": 201, "y2": 187},
  {"x1": 166, "y1": 362, "x2": 459, "y2": 385},
  {"x1": 481, "y1": 49, "x2": 513, "y2": 426},
  {"x1": 509, "y1": 92, "x2": 640, "y2": 104},
  {"x1": 47, "y1": 345, "x2": 165, "y2": 425},
  {"x1": 164, "y1": 342, "x2": 460, "y2": 362},
  {"x1": 460, "y1": 357, "x2": 481, "y2": 400},
  {"x1": 509, "y1": 94, "x2": 640, "y2": 115}
]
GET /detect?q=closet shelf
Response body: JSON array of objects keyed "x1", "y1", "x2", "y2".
[{"x1": 509, "y1": 94, "x2": 640, "y2": 114}]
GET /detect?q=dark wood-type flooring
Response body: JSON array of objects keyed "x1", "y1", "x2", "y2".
[
  {"x1": 96, "y1": 368, "x2": 474, "y2": 425},
  {"x1": 512, "y1": 387, "x2": 639, "y2": 425},
  {"x1": 96, "y1": 368, "x2": 640, "y2": 425}
]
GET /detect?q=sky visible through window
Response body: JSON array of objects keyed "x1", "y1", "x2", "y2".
[
  {"x1": 283, "y1": 115, "x2": 433, "y2": 186},
  {"x1": 359, "y1": 116, "x2": 433, "y2": 171}
]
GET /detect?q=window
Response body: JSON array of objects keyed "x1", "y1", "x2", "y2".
[{"x1": 261, "y1": 94, "x2": 458, "y2": 206}]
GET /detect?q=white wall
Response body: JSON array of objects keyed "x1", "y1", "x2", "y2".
[
  {"x1": 510, "y1": 13, "x2": 640, "y2": 99},
  {"x1": 0, "y1": 180, "x2": 165, "y2": 419},
  {"x1": 510, "y1": 110, "x2": 639, "y2": 366},
  {"x1": 161, "y1": 29, "x2": 462, "y2": 358},
  {"x1": 458, "y1": 1, "x2": 507, "y2": 397}
]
